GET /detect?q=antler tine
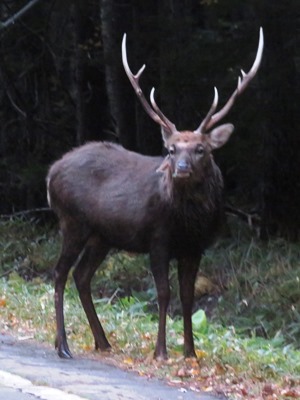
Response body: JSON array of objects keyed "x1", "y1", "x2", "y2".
[
  {"x1": 122, "y1": 34, "x2": 177, "y2": 133},
  {"x1": 150, "y1": 88, "x2": 177, "y2": 133},
  {"x1": 198, "y1": 27, "x2": 264, "y2": 133},
  {"x1": 194, "y1": 87, "x2": 219, "y2": 135}
]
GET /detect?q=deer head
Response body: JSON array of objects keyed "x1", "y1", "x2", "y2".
[{"x1": 122, "y1": 29, "x2": 264, "y2": 181}]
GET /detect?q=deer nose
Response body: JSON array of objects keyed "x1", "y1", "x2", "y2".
[{"x1": 177, "y1": 159, "x2": 191, "y2": 172}]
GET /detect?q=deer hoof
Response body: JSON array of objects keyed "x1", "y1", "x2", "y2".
[{"x1": 57, "y1": 345, "x2": 73, "y2": 359}]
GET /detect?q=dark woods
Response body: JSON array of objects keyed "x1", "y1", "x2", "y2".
[{"x1": 0, "y1": 0, "x2": 300, "y2": 240}]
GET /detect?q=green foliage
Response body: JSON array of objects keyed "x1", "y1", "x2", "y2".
[
  {"x1": 200, "y1": 218, "x2": 300, "y2": 346},
  {"x1": 1, "y1": 275, "x2": 300, "y2": 397},
  {"x1": 0, "y1": 218, "x2": 60, "y2": 279},
  {"x1": 1, "y1": 218, "x2": 300, "y2": 397},
  {"x1": 0, "y1": 273, "x2": 55, "y2": 342},
  {"x1": 92, "y1": 252, "x2": 153, "y2": 299},
  {"x1": 2, "y1": 217, "x2": 300, "y2": 349},
  {"x1": 192, "y1": 309, "x2": 208, "y2": 335}
]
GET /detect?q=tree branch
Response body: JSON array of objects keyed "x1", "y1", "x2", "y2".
[
  {"x1": 0, "y1": 62, "x2": 27, "y2": 118},
  {"x1": 0, "y1": 207, "x2": 52, "y2": 220},
  {"x1": 0, "y1": 0, "x2": 42, "y2": 31},
  {"x1": 225, "y1": 204, "x2": 261, "y2": 227}
]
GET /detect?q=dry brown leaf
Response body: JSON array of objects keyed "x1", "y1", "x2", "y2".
[
  {"x1": 262, "y1": 383, "x2": 276, "y2": 396},
  {"x1": 123, "y1": 357, "x2": 134, "y2": 365},
  {"x1": 280, "y1": 388, "x2": 300, "y2": 397},
  {"x1": 0, "y1": 297, "x2": 6, "y2": 307}
]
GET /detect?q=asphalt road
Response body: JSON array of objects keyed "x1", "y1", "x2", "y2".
[{"x1": 0, "y1": 334, "x2": 226, "y2": 400}]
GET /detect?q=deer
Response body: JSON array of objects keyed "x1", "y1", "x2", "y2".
[{"x1": 47, "y1": 28, "x2": 264, "y2": 360}]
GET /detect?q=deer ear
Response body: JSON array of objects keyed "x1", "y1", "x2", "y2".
[
  {"x1": 208, "y1": 123, "x2": 234, "y2": 149},
  {"x1": 161, "y1": 126, "x2": 174, "y2": 146}
]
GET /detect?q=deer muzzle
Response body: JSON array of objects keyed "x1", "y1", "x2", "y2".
[{"x1": 173, "y1": 159, "x2": 192, "y2": 178}]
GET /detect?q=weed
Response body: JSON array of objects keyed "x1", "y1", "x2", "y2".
[
  {"x1": 0, "y1": 218, "x2": 60, "y2": 279},
  {"x1": 1, "y1": 217, "x2": 300, "y2": 398}
]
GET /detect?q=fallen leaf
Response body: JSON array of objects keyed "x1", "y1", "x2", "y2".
[
  {"x1": 142, "y1": 332, "x2": 151, "y2": 340},
  {"x1": 82, "y1": 345, "x2": 93, "y2": 351},
  {"x1": 262, "y1": 383, "x2": 276, "y2": 396},
  {"x1": 177, "y1": 367, "x2": 188, "y2": 377},
  {"x1": 195, "y1": 349, "x2": 207, "y2": 359},
  {"x1": 123, "y1": 357, "x2": 134, "y2": 365},
  {"x1": 214, "y1": 362, "x2": 226, "y2": 375},
  {"x1": 281, "y1": 388, "x2": 300, "y2": 397},
  {"x1": 0, "y1": 297, "x2": 6, "y2": 307}
]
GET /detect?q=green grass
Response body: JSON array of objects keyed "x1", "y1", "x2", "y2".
[
  {"x1": 200, "y1": 222, "x2": 300, "y2": 345},
  {"x1": 0, "y1": 274, "x2": 300, "y2": 398},
  {"x1": 0, "y1": 217, "x2": 60, "y2": 279},
  {"x1": 1, "y1": 217, "x2": 300, "y2": 398},
  {"x1": 1, "y1": 271, "x2": 300, "y2": 374}
]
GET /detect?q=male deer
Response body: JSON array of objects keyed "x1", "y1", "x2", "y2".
[{"x1": 47, "y1": 28, "x2": 264, "y2": 360}]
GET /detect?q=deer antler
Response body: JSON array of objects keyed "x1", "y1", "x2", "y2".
[
  {"x1": 122, "y1": 34, "x2": 177, "y2": 136},
  {"x1": 195, "y1": 27, "x2": 264, "y2": 134}
]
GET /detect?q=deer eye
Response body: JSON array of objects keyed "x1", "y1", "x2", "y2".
[
  {"x1": 169, "y1": 145, "x2": 176, "y2": 156},
  {"x1": 195, "y1": 145, "x2": 204, "y2": 155}
]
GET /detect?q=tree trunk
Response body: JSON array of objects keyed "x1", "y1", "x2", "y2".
[
  {"x1": 73, "y1": 0, "x2": 86, "y2": 145},
  {"x1": 101, "y1": 0, "x2": 136, "y2": 150},
  {"x1": 258, "y1": 1, "x2": 300, "y2": 240}
]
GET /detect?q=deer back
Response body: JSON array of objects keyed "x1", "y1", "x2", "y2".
[{"x1": 48, "y1": 138, "x2": 226, "y2": 257}]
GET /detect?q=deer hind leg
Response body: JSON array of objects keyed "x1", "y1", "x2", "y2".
[
  {"x1": 73, "y1": 236, "x2": 111, "y2": 352},
  {"x1": 178, "y1": 257, "x2": 200, "y2": 358},
  {"x1": 150, "y1": 249, "x2": 170, "y2": 360},
  {"x1": 54, "y1": 229, "x2": 89, "y2": 359}
]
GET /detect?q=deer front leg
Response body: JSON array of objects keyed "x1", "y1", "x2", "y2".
[
  {"x1": 150, "y1": 249, "x2": 170, "y2": 360},
  {"x1": 178, "y1": 256, "x2": 201, "y2": 358}
]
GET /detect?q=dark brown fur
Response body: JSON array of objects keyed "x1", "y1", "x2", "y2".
[{"x1": 48, "y1": 125, "x2": 233, "y2": 360}]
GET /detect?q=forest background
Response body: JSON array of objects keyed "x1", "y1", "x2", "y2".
[
  {"x1": 0, "y1": 0, "x2": 299, "y2": 241},
  {"x1": 1, "y1": 3, "x2": 300, "y2": 397}
]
